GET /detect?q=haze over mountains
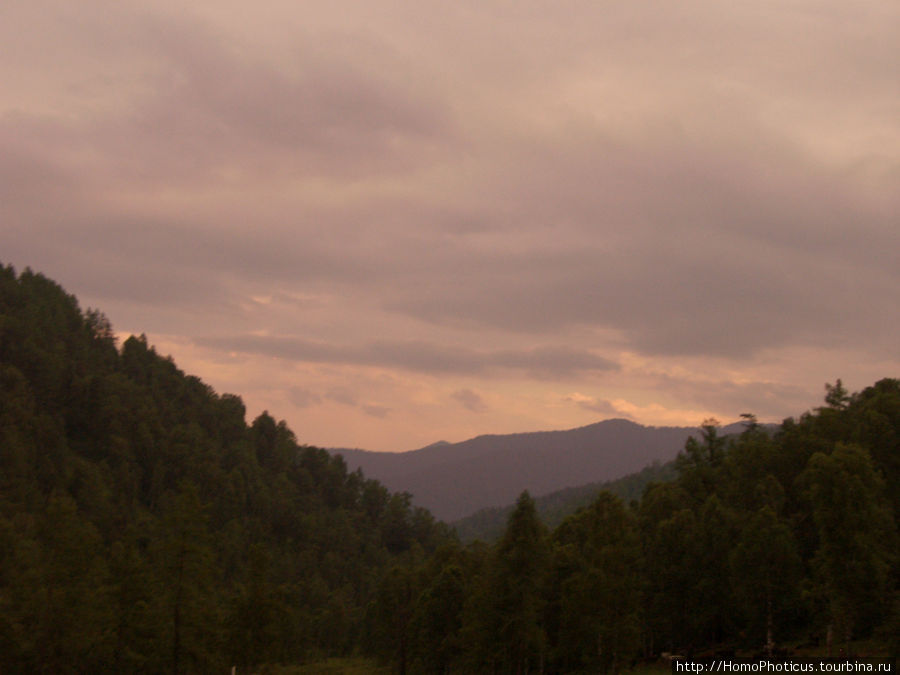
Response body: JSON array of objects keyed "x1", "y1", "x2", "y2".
[{"x1": 331, "y1": 419, "x2": 747, "y2": 521}]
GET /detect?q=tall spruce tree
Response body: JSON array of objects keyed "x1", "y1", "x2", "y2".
[
  {"x1": 552, "y1": 492, "x2": 641, "y2": 673},
  {"x1": 491, "y1": 491, "x2": 550, "y2": 674}
]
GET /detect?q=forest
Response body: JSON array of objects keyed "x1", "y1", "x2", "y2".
[{"x1": 0, "y1": 264, "x2": 897, "y2": 673}]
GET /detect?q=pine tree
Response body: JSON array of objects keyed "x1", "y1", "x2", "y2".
[
  {"x1": 729, "y1": 506, "x2": 801, "y2": 653},
  {"x1": 552, "y1": 492, "x2": 641, "y2": 673},
  {"x1": 151, "y1": 484, "x2": 223, "y2": 674},
  {"x1": 488, "y1": 491, "x2": 550, "y2": 674},
  {"x1": 801, "y1": 444, "x2": 897, "y2": 649}
]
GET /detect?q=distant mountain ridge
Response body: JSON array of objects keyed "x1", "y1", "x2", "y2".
[
  {"x1": 453, "y1": 459, "x2": 679, "y2": 542},
  {"x1": 331, "y1": 419, "x2": 747, "y2": 521}
]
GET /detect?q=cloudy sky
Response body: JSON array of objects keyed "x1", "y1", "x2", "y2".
[{"x1": 3, "y1": 0, "x2": 898, "y2": 451}]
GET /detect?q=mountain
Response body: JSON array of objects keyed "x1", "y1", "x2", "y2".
[
  {"x1": 452, "y1": 459, "x2": 678, "y2": 542},
  {"x1": 4, "y1": 264, "x2": 897, "y2": 669},
  {"x1": 332, "y1": 419, "x2": 747, "y2": 521}
]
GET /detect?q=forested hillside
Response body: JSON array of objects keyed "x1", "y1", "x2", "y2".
[
  {"x1": 453, "y1": 459, "x2": 677, "y2": 542},
  {"x1": 453, "y1": 423, "x2": 776, "y2": 542},
  {"x1": 372, "y1": 386, "x2": 898, "y2": 672},
  {"x1": 1, "y1": 264, "x2": 897, "y2": 673},
  {"x1": 0, "y1": 265, "x2": 451, "y2": 672}
]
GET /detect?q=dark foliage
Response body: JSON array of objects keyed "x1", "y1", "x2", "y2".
[
  {"x1": 380, "y1": 381, "x2": 898, "y2": 672},
  {"x1": 0, "y1": 264, "x2": 452, "y2": 673},
  {"x1": 1, "y1": 264, "x2": 896, "y2": 672}
]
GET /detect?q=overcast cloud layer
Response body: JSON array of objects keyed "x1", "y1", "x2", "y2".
[{"x1": 3, "y1": 0, "x2": 898, "y2": 450}]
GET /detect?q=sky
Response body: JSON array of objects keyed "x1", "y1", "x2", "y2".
[{"x1": 2, "y1": 0, "x2": 898, "y2": 451}]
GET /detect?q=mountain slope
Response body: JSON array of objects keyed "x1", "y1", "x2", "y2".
[
  {"x1": 332, "y1": 419, "x2": 738, "y2": 521},
  {"x1": 0, "y1": 264, "x2": 451, "y2": 672},
  {"x1": 453, "y1": 459, "x2": 678, "y2": 542}
]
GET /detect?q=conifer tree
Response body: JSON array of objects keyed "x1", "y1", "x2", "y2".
[
  {"x1": 552, "y1": 492, "x2": 641, "y2": 673},
  {"x1": 487, "y1": 491, "x2": 550, "y2": 674},
  {"x1": 801, "y1": 444, "x2": 897, "y2": 649},
  {"x1": 729, "y1": 506, "x2": 801, "y2": 653}
]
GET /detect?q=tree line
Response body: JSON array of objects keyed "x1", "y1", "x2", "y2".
[
  {"x1": 0, "y1": 264, "x2": 897, "y2": 672},
  {"x1": 0, "y1": 265, "x2": 451, "y2": 672},
  {"x1": 366, "y1": 382, "x2": 898, "y2": 673},
  {"x1": 453, "y1": 459, "x2": 678, "y2": 543}
]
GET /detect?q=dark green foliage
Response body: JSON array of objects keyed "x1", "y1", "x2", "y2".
[
  {"x1": 453, "y1": 459, "x2": 677, "y2": 543},
  {"x1": 551, "y1": 492, "x2": 641, "y2": 673},
  {"x1": 1, "y1": 264, "x2": 897, "y2": 671},
  {"x1": 800, "y1": 443, "x2": 896, "y2": 646},
  {"x1": 729, "y1": 506, "x2": 802, "y2": 652},
  {"x1": 631, "y1": 382, "x2": 899, "y2": 659},
  {"x1": 409, "y1": 556, "x2": 466, "y2": 673},
  {"x1": 366, "y1": 561, "x2": 420, "y2": 674},
  {"x1": 457, "y1": 492, "x2": 550, "y2": 674},
  {"x1": 490, "y1": 492, "x2": 550, "y2": 672},
  {"x1": 442, "y1": 379, "x2": 896, "y2": 670},
  {"x1": 3, "y1": 493, "x2": 113, "y2": 673},
  {"x1": 0, "y1": 264, "x2": 452, "y2": 673}
]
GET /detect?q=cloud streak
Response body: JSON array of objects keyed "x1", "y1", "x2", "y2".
[{"x1": 196, "y1": 335, "x2": 618, "y2": 379}]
